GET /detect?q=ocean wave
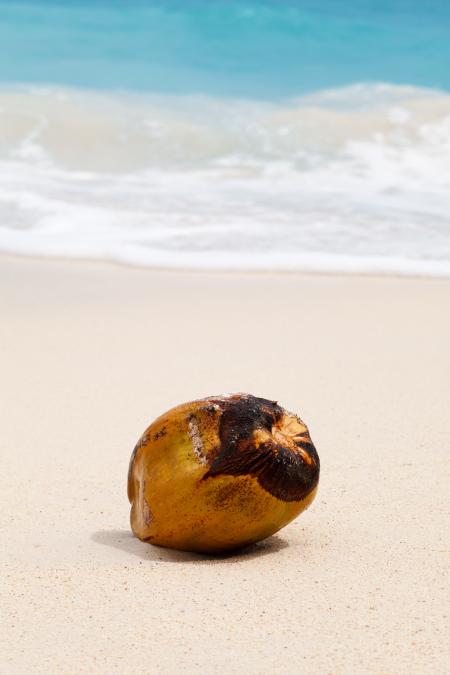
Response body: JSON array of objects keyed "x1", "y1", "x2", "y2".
[{"x1": 1, "y1": 83, "x2": 450, "y2": 275}]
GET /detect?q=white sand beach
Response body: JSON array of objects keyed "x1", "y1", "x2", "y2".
[{"x1": 1, "y1": 255, "x2": 449, "y2": 673}]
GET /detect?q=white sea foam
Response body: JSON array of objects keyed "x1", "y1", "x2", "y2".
[{"x1": 0, "y1": 83, "x2": 449, "y2": 275}]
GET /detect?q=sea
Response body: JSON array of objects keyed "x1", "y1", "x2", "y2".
[{"x1": 1, "y1": 0, "x2": 450, "y2": 275}]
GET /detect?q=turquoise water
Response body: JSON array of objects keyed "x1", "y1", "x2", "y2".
[
  {"x1": 1, "y1": 1, "x2": 450, "y2": 274},
  {"x1": 1, "y1": 0, "x2": 449, "y2": 97}
]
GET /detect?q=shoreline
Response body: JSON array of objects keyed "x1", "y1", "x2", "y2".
[{"x1": 1, "y1": 251, "x2": 449, "y2": 282}]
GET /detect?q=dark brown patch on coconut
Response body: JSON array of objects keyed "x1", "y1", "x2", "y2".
[
  {"x1": 153, "y1": 426, "x2": 167, "y2": 441},
  {"x1": 203, "y1": 394, "x2": 319, "y2": 502},
  {"x1": 127, "y1": 444, "x2": 138, "y2": 502}
]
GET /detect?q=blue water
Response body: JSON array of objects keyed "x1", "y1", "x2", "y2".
[
  {"x1": 1, "y1": 1, "x2": 450, "y2": 274},
  {"x1": 1, "y1": 0, "x2": 450, "y2": 97}
]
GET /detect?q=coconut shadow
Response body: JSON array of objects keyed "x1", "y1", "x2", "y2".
[{"x1": 92, "y1": 528, "x2": 288, "y2": 563}]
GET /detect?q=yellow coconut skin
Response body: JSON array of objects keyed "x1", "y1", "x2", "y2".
[{"x1": 128, "y1": 395, "x2": 319, "y2": 553}]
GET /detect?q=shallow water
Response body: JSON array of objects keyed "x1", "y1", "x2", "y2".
[{"x1": 1, "y1": 1, "x2": 449, "y2": 274}]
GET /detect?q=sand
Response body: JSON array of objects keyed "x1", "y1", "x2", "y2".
[{"x1": 1, "y1": 255, "x2": 449, "y2": 674}]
